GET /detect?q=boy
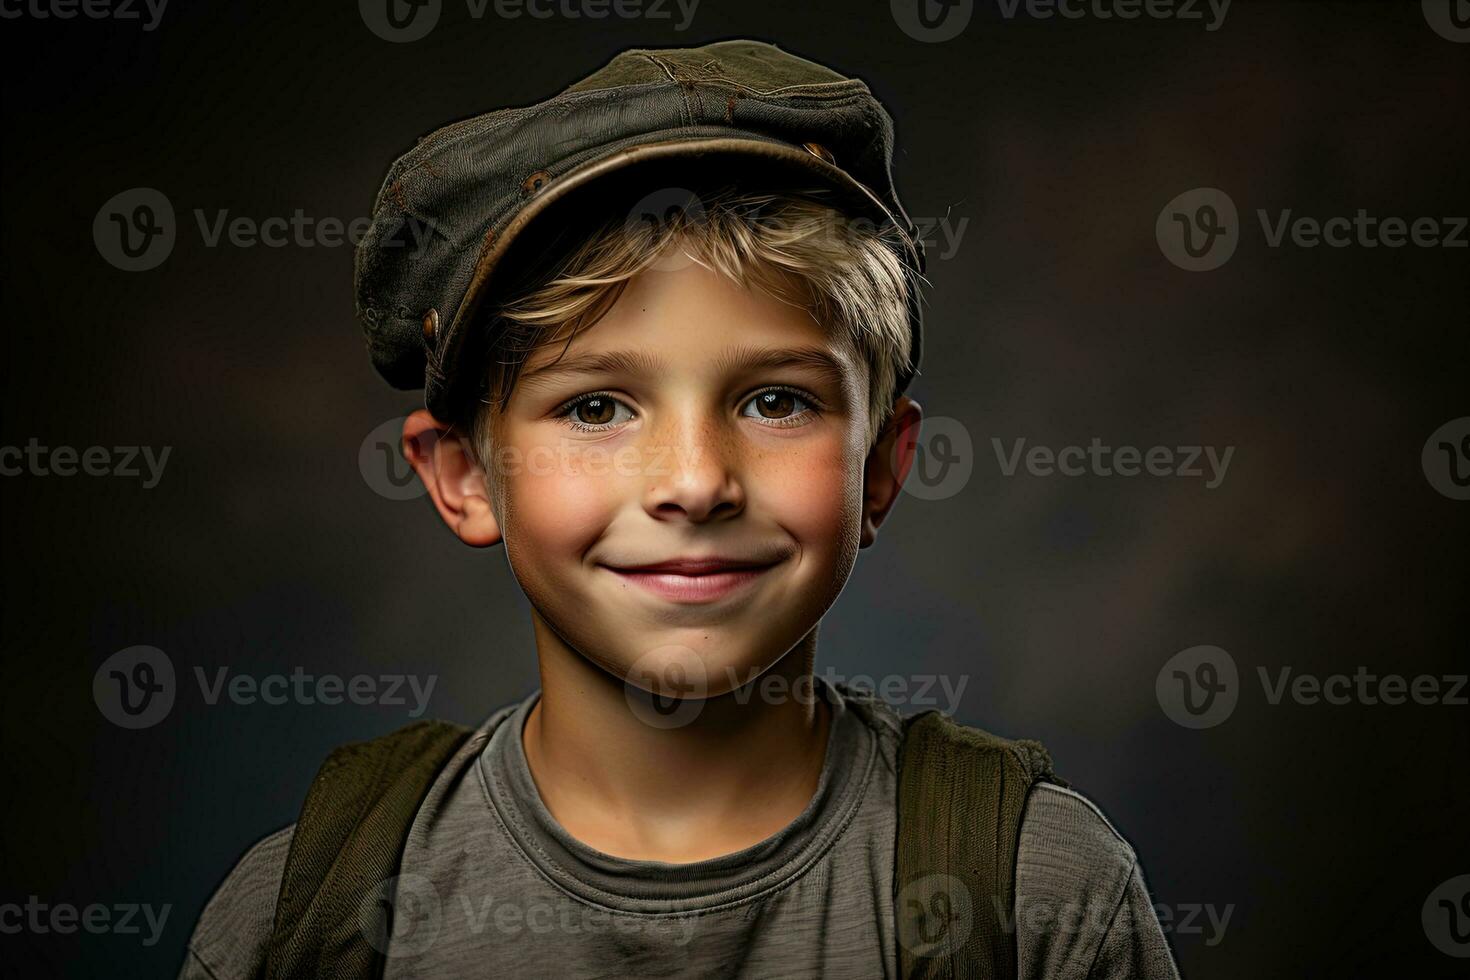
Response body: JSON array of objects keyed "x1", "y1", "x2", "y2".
[{"x1": 180, "y1": 39, "x2": 1181, "y2": 979}]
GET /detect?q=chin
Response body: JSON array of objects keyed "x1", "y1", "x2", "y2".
[{"x1": 561, "y1": 614, "x2": 805, "y2": 702}]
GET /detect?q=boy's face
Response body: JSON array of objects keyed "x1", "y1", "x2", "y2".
[{"x1": 406, "y1": 257, "x2": 919, "y2": 699}]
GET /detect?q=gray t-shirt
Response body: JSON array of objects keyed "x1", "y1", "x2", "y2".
[{"x1": 180, "y1": 682, "x2": 1180, "y2": 979}]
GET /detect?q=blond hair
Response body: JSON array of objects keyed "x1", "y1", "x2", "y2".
[{"x1": 468, "y1": 183, "x2": 921, "y2": 466}]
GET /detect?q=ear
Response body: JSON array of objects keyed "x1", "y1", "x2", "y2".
[
  {"x1": 860, "y1": 396, "x2": 923, "y2": 549},
  {"x1": 401, "y1": 409, "x2": 502, "y2": 548}
]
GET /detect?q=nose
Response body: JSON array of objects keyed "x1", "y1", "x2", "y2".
[{"x1": 640, "y1": 409, "x2": 745, "y2": 524}]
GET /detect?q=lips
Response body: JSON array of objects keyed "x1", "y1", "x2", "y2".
[
  {"x1": 607, "y1": 556, "x2": 777, "y2": 575},
  {"x1": 599, "y1": 554, "x2": 785, "y2": 603}
]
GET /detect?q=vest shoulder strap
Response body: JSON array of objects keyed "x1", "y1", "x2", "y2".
[
  {"x1": 262, "y1": 719, "x2": 473, "y2": 980},
  {"x1": 895, "y1": 709, "x2": 1058, "y2": 980}
]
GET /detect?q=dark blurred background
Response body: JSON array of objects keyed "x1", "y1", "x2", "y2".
[{"x1": 2, "y1": 1, "x2": 1467, "y2": 976}]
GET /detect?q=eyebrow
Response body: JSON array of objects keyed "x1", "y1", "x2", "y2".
[
  {"x1": 714, "y1": 345, "x2": 853, "y2": 386},
  {"x1": 518, "y1": 348, "x2": 665, "y2": 387},
  {"x1": 517, "y1": 344, "x2": 854, "y2": 389}
]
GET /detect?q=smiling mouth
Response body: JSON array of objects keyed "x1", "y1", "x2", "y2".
[{"x1": 599, "y1": 556, "x2": 785, "y2": 603}]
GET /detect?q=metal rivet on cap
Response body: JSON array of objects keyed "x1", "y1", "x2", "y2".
[
  {"x1": 803, "y1": 142, "x2": 835, "y2": 165},
  {"x1": 422, "y1": 308, "x2": 439, "y2": 344},
  {"x1": 522, "y1": 170, "x2": 552, "y2": 196}
]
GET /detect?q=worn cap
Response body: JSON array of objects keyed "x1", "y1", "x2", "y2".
[{"x1": 354, "y1": 39, "x2": 926, "y2": 424}]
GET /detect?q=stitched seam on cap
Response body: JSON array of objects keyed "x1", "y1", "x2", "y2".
[
  {"x1": 641, "y1": 52, "x2": 679, "y2": 83},
  {"x1": 699, "y1": 76, "x2": 869, "y2": 98}
]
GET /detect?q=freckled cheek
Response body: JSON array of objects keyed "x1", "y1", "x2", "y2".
[
  {"x1": 500, "y1": 442, "x2": 629, "y2": 562},
  {"x1": 747, "y1": 438, "x2": 860, "y2": 545}
]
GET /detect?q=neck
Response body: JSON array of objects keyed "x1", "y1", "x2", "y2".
[{"x1": 521, "y1": 612, "x2": 832, "y2": 863}]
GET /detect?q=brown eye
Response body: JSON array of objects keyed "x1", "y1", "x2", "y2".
[
  {"x1": 561, "y1": 394, "x2": 633, "y2": 430},
  {"x1": 576, "y1": 397, "x2": 616, "y2": 425},
  {"x1": 753, "y1": 391, "x2": 796, "y2": 419},
  {"x1": 743, "y1": 389, "x2": 815, "y2": 426}
]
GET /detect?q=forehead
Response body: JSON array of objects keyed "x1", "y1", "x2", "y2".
[{"x1": 520, "y1": 261, "x2": 863, "y2": 381}]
